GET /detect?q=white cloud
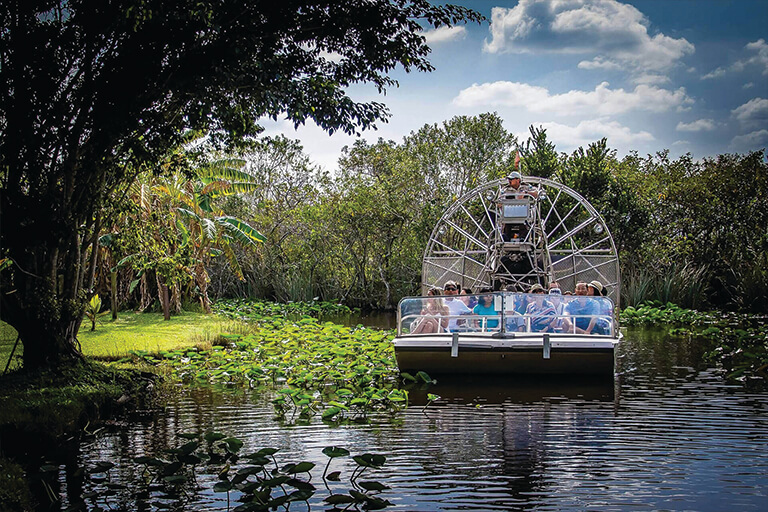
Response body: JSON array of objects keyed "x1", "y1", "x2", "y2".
[
  {"x1": 730, "y1": 129, "x2": 768, "y2": 151},
  {"x1": 744, "y1": 82, "x2": 755, "y2": 89},
  {"x1": 701, "y1": 67, "x2": 726, "y2": 80},
  {"x1": 634, "y1": 73, "x2": 670, "y2": 85},
  {"x1": 422, "y1": 25, "x2": 467, "y2": 45},
  {"x1": 744, "y1": 39, "x2": 768, "y2": 75},
  {"x1": 732, "y1": 97, "x2": 768, "y2": 128},
  {"x1": 701, "y1": 39, "x2": 768, "y2": 79},
  {"x1": 453, "y1": 81, "x2": 693, "y2": 116},
  {"x1": 676, "y1": 119, "x2": 716, "y2": 132},
  {"x1": 484, "y1": 0, "x2": 694, "y2": 73},
  {"x1": 672, "y1": 140, "x2": 690, "y2": 146},
  {"x1": 526, "y1": 119, "x2": 654, "y2": 149},
  {"x1": 578, "y1": 57, "x2": 622, "y2": 70}
]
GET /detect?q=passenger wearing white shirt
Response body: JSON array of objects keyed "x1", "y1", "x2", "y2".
[{"x1": 443, "y1": 281, "x2": 472, "y2": 331}]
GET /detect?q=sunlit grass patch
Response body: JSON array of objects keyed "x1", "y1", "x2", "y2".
[
  {"x1": 0, "y1": 322, "x2": 22, "y2": 372},
  {"x1": 78, "y1": 311, "x2": 246, "y2": 359}
]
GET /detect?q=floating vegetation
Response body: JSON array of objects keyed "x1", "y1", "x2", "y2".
[
  {"x1": 61, "y1": 432, "x2": 393, "y2": 511},
  {"x1": 126, "y1": 314, "x2": 408, "y2": 422},
  {"x1": 213, "y1": 298, "x2": 354, "y2": 320},
  {"x1": 620, "y1": 301, "x2": 717, "y2": 326},
  {"x1": 703, "y1": 324, "x2": 768, "y2": 386},
  {"x1": 620, "y1": 301, "x2": 767, "y2": 386}
]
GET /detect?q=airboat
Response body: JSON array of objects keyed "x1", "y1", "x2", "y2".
[{"x1": 394, "y1": 176, "x2": 622, "y2": 376}]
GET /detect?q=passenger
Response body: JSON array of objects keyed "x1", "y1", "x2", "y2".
[
  {"x1": 524, "y1": 283, "x2": 557, "y2": 332},
  {"x1": 443, "y1": 280, "x2": 472, "y2": 331},
  {"x1": 410, "y1": 287, "x2": 449, "y2": 334},
  {"x1": 472, "y1": 288, "x2": 499, "y2": 331},
  {"x1": 460, "y1": 287, "x2": 478, "y2": 309},
  {"x1": 547, "y1": 286, "x2": 566, "y2": 331},
  {"x1": 588, "y1": 280, "x2": 612, "y2": 335},
  {"x1": 563, "y1": 282, "x2": 599, "y2": 334}
]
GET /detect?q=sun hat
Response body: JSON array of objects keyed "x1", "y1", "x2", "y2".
[
  {"x1": 588, "y1": 280, "x2": 604, "y2": 295},
  {"x1": 507, "y1": 171, "x2": 522, "y2": 180},
  {"x1": 529, "y1": 283, "x2": 545, "y2": 293}
]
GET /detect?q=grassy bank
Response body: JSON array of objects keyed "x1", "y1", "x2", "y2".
[
  {"x1": 0, "y1": 311, "x2": 242, "y2": 435},
  {"x1": 78, "y1": 310, "x2": 243, "y2": 359},
  {"x1": 1, "y1": 310, "x2": 242, "y2": 370}
]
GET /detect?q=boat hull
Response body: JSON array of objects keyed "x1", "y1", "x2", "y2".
[{"x1": 394, "y1": 333, "x2": 618, "y2": 376}]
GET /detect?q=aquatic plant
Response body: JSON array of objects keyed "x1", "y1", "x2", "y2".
[
  {"x1": 126, "y1": 314, "x2": 405, "y2": 421},
  {"x1": 213, "y1": 298, "x2": 354, "y2": 320},
  {"x1": 703, "y1": 323, "x2": 768, "y2": 386},
  {"x1": 619, "y1": 301, "x2": 716, "y2": 326},
  {"x1": 68, "y1": 432, "x2": 393, "y2": 511},
  {"x1": 620, "y1": 302, "x2": 767, "y2": 386}
]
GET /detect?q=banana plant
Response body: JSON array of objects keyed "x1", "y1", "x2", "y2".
[{"x1": 84, "y1": 294, "x2": 108, "y2": 331}]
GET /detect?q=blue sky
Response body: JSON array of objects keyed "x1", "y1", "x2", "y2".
[{"x1": 263, "y1": 0, "x2": 768, "y2": 171}]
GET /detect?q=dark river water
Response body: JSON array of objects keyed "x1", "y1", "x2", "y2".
[{"x1": 25, "y1": 325, "x2": 768, "y2": 511}]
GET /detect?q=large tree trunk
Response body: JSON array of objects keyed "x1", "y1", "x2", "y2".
[
  {"x1": 0, "y1": 187, "x2": 97, "y2": 370},
  {"x1": 0, "y1": 255, "x2": 83, "y2": 370}
]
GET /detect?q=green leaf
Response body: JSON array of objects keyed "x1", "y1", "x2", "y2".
[
  {"x1": 360, "y1": 481, "x2": 390, "y2": 491},
  {"x1": 287, "y1": 462, "x2": 315, "y2": 474},
  {"x1": 213, "y1": 481, "x2": 232, "y2": 492},
  {"x1": 322, "y1": 446, "x2": 350, "y2": 458},
  {"x1": 324, "y1": 494, "x2": 356, "y2": 505}
]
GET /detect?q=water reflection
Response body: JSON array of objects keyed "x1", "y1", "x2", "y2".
[{"x1": 10, "y1": 326, "x2": 768, "y2": 511}]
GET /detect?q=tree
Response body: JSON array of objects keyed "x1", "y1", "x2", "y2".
[
  {"x1": 518, "y1": 126, "x2": 560, "y2": 180},
  {"x1": 117, "y1": 151, "x2": 265, "y2": 318},
  {"x1": 0, "y1": 0, "x2": 482, "y2": 369},
  {"x1": 403, "y1": 113, "x2": 517, "y2": 198}
]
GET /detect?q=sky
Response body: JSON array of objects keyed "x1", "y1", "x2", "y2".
[{"x1": 262, "y1": 0, "x2": 768, "y2": 172}]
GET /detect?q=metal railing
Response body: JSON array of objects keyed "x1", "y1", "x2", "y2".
[{"x1": 398, "y1": 292, "x2": 616, "y2": 337}]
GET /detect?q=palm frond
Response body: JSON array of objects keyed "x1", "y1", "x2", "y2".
[
  {"x1": 217, "y1": 216, "x2": 266, "y2": 247},
  {"x1": 200, "y1": 179, "x2": 232, "y2": 197},
  {"x1": 197, "y1": 159, "x2": 248, "y2": 180},
  {"x1": 201, "y1": 218, "x2": 218, "y2": 241},
  {"x1": 176, "y1": 207, "x2": 202, "y2": 222},
  {"x1": 175, "y1": 217, "x2": 190, "y2": 248},
  {"x1": 220, "y1": 240, "x2": 245, "y2": 280}
]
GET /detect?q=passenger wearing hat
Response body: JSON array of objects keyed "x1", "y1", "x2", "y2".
[
  {"x1": 587, "y1": 280, "x2": 613, "y2": 335},
  {"x1": 587, "y1": 280, "x2": 604, "y2": 296},
  {"x1": 524, "y1": 283, "x2": 557, "y2": 332}
]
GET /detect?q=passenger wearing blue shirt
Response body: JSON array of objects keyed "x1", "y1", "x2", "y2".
[
  {"x1": 564, "y1": 282, "x2": 599, "y2": 334},
  {"x1": 587, "y1": 280, "x2": 613, "y2": 335},
  {"x1": 525, "y1": 284, "x2": 557, "y2": 332},
  {"x1": 472, "y1": 289, "x2": 499, "y2": 331}
]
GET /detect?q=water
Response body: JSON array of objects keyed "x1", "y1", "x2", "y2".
[{"x1": 22, "y1": 327, "x2": 768, "y2": 511}]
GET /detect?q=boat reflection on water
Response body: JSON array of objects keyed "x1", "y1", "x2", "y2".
[{"x1": 405, "y1": 374, "x2": 617, "y2": 406}]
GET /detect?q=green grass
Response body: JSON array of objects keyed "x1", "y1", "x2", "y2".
[
  {"x1": 78, "y1": 311, "x2": 243, "y2": 359},
  {"x1": 0, "y1": 322, "x2": 22, "y2": 373},
  {"x1": 1, "y1": 311, "x2": 242, "y2": 369}
]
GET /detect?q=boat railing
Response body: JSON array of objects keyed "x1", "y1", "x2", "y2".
[{"x1": 398, "y1": 292, "x2": 616, "y2": 338}]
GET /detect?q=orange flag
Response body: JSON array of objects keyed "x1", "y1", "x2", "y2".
[{"x1": 514, "y1": 150, "x2": 520, "y2": 170}]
